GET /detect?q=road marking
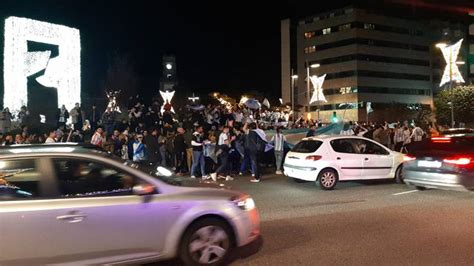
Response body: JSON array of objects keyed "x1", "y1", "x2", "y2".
[{"x1": 392, "y1": 190, "x2": 418, "y2": 196}]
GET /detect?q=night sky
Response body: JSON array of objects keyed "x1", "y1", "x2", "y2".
[{"x1": 0, "y1": 0, "x2": 473, "y2": 105}]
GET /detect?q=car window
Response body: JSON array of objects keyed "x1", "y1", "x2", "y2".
[
  {"x1": 352, "y1": 139, "x2": 389, "y2": 155},
  {"x1": 330, "y1": 139, "x2": 358, "y2": 154},
  {"x1": 291, "y1": 140, "x2": 323, "y2": 153},
  {"x1": 0, "y1": 159, "x2": 41, "y2": 200},
  {"x1": 53, "y1": 159, "x2": 149, "y2": 198}
]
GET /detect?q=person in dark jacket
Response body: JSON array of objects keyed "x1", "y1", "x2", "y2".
[
  {"x1": 174, "y1": 127, "x2": 187, "y2": 175},
  {"x1": 306, "y1": 124, "x2": 317, "y2": 137},
  {"x1": 144, "y1": 128, "x2": 160, "y2": 164},
  {"x1": 244, "y1": 122, "x2": 265, "y2": 182}
]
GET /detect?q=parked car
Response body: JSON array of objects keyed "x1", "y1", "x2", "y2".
[
  {"x1": 403, "y1": 135, "x2": 474, "y2": 191},
  {"x1": 284, "y1": 136, "x2": 404, "y2": 190},
  {"x1": 439, "y1": 128, "x2": 474, "y2": 136},
  {"x1": 0, "y1": 143, "x2": 260, "y2": 265}
]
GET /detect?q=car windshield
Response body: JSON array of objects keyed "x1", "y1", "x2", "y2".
[
  {"x1": 292, "y1": 140, "x2": 323, "y2": 153},
  {"x1": 104, "y1": 153, "x2": 183, "y2": 186}
]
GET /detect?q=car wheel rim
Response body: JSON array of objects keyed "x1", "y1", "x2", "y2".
[
  {"x1": 321, "y1": 172, "x2": 335, "y2": 187},
  {"x1": 189, "y1": 225, "x2": 229, "y2": 264}
]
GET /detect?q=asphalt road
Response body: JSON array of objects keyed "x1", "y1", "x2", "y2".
[{"x1": 157, "y1": 173, "x2": 474, "y2": 265}]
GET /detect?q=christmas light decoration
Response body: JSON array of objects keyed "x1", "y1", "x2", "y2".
[
  {"x1": 4, "y1": 16, "x2": 81, "y2": 115},
  {"x1": 106, "y1": 89, "x2": 121, "y2": 113},
  {"x1": 439, "y1": 39, "x2": 464, "y2": 87},
  {"x1": 160, "y1": 90, "x2": 175, "y2": 113},
  {"x1": 309, "y1": 74, "x2": 327, "y2": 104}
]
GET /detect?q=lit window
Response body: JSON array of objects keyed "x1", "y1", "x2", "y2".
[
  {"x1": 304, "y1": 46, "x2": 316, "y2": 54},
  {"x1": 322, "y1": 28, "x2": 331, "y2": 35},
  {"x1": 304, "y1": 31, "x2": 315, "y2": 39},
  {"x1": 364, "y1": 23, "x2": 375, "y2": 30},
  {"x1": 338, "y1": 24, "x2": 351, "y2": 31}
]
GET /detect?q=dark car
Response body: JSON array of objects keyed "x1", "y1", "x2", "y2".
[{"x1": 403, "y1": 135, "x2": 474, "y2": 191}]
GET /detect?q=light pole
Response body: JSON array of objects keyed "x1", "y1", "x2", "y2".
[
  {"x1": 291, "y1": 68, "x2": 298, "y2": 123},
  {"x1": 306, "y1": 62, "x2": 320, "y2": 122}
]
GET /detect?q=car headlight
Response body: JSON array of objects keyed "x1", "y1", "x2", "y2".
[{"x1": 231, "y1": 195, "x2": 256, "y2": 211}]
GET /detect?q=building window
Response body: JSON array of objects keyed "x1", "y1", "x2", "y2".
[
  {"x1": 364, "y1": 23, "x2": 375, "y2": 30},
  {"x1": 304, "y1": 46, "x2": 316, "y2": 54},
  {"x1": 338, "y1": 23, "x2": 351, "y2": 31},
  {"x1": 304, "y1": 31, "x2": 315, "y2": 39},
  {"x1": 340, "y1": 87, "x2": 353, "y2": 94},
  {"x1": 322, "y1": 27, "x2": 331, "y2": 35}
]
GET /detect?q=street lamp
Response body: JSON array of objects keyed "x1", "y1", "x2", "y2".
[
  {"x1": 436, "y1": 39, "x2": 465, "y2": 128},
  {"x1": 291, "y1": 69, "x2": 298, "y2": 123}
]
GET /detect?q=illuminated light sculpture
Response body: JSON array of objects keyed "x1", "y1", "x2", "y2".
[
  {"x1": 439, "y1": 39, "x2": 464, "y2": 87},
  {"x1": 106, "y1": 89, "x2": 121, "y2": 113},
  {"x1": 188, "y1": 93, "x2": 199, "y2": 103},
  {"x1": 4, "y1": 16, "x2": 81, "y2": 115},
  {"x1": 309, "y1": 74, "x2": 327, "y2": 104},
  {"x1": 160, "y1": 90, "x2": 175, "y2": 114}
]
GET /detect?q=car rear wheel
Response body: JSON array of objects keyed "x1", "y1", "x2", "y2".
[
  {"x1": 395, "y1": 165, "x2": 404, "y2": 184},
  {"x1": 179, "y1": 218, "x2": 233, "y2": 266},
  {"x1": 317, "y1": 169, "x2": 338, "y2": 190}
]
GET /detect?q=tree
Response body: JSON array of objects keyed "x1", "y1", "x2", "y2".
[
  {"x1": 104, "y1": 53, "x2": 139, "y2": 105},
  {"x1": 434, "y1": 85, "x2": 474, "y2": 125}
]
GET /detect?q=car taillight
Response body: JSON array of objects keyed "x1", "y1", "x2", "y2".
[
  {"x1": 432, "y1": 137, "x2": 451, "y2": 143},
  {"x1": 403, "y1": 155, "x2": 416, "y2": 162},
  {"x1": 305, "y1": 155, "x2": 322, "y2": 161},
  {"x1": 443, "y1": 157, "x2": 471, "y2": 165}
]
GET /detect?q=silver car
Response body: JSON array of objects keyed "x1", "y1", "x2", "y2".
[{"x1": 0, "y1": 144, "x2": 260, "y2": 265}]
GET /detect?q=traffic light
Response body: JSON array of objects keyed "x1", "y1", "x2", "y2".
[{"x1": 331, "y1": 111, "x2": 338, "y2": 123}]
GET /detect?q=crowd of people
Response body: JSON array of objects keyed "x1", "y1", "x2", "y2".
[{"x1": 0, "y1": 95, "x2": 447, "y2": 183}]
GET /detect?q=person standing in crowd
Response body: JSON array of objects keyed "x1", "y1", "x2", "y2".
[
  {"x1": 17, "y1": 106, "x2": 29, "y2": 126},
  {"x1": 90, "y1": 105, "x2": 99, "y2": 132},
  {"x1": 90, "y1": 127, "x2": 104, "y2": 147},
  {"x1": 244, "y1": 122, "x2": 266, "y2": 183},
  {"x1": 401, "y1": 125, "x2": 412, "y2": 153},
  {"x1": 410, "y1": 123, "x2": 424, "y2": 143},
  {"x1": 191, "y1": 126, "x2": 208, "y2": 179},
  {"x1": 0, "y1": 108, "x2": 13, "y2": 134},
  {"x1": 145, "y1": 128, "x2": 160, "y2": 164},
  {"x1": 306, "y1": 124, "x2": 317, "y2": 137},
  {"x1": 70, "y1": 103, "x2": 85, "y2": 131},
  {"x1": 340, "y1": 123, "x2": 354, "y2": 136},
  {"x1": 174, "y1": 127, "x2": 187, "y2": 175},
  {"x1": 102, "y1": 107, "x2": 116, "y2": 136},
  {"x1": 57, "y1": 105, "x2": 69, "y2": 128},
  {"x1": 133, "y1": 134, "x2": 146, "y2": 162},
  {"x1": 45, "y1": 129, "x2": 57, "y2": 143},
  {"x1": 271, "y1": 127, "x2": 287, "y2": 175},
  {"x1": 394, "y1": 125, "x2": 405, "y2": 152},
  {"x1": 183, "y1": 127, "x2": 193, "y2": 173},
  {"x1": 211, "y1": 126, "x2": 233, "y2": 181}
]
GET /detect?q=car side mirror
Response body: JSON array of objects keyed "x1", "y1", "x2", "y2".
[{"x1": 132, "y1": 184, "x2": 156, "y2": 196}]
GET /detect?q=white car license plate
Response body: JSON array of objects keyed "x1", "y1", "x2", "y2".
[{"x1": 418, "y1": 160, "x2": 442, "y2": 168}]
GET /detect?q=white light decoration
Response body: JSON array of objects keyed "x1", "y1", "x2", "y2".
[
  {"x1": 309, "y1": 74, "x2": 327, "y2": 104},
  {"x1": 106, "y1": 89, "x2": 121, "y2": 113},
  {"x1": 4, "y1": 16, "x2": 81, "y2": 115},
  {"x1": 165, "y1": 63, "x2": 172, "y2": 70},
  {"x1": 160, "y1": 90, "x2": 175, "y2": 114},
  {"x1": 439, "y1": 39, "x2": 465, "y2": 87}
]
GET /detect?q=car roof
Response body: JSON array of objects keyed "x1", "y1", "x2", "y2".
[
  {"x1": 303, "y1": 135, "x2": 369, "y2": 141},
  {"x1": 0, "y1": 143, "x2": 106, "y2": 156}
]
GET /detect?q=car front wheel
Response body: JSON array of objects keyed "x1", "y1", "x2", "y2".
[
  {"x1": 179, "y1": 218, "x2": 233, "y2": 266},
  {"x1": 317, "y1": 169, "x2": 338, "y2": 190}
]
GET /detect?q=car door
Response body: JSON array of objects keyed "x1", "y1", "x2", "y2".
[
  {"x1": 43, "y1": 157, "x2": 171, "y2": 264},
  {"x1": 329, "y1": 138, "x2": 364, "y2": 180},
  {"x1": 0, "y1": 157, "x2": 61, "y2": 265},
  {"x1": 356, "y1": 139, "x2": 394, "y2": 179}
]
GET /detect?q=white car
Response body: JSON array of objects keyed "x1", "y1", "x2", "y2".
[{"x1": 284, "y1": 136, "x2": 404, "y2": 190}]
